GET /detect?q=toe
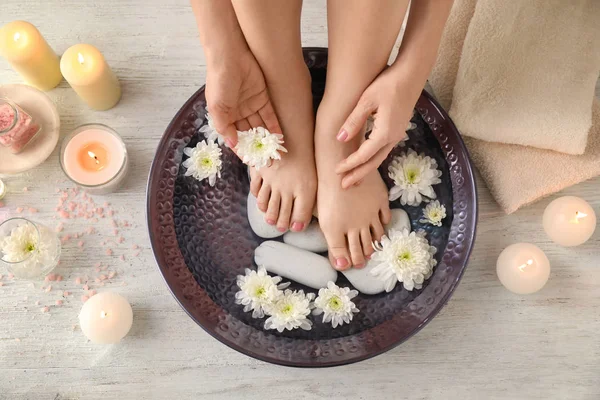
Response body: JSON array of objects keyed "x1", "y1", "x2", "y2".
[
  {"x1": 371, "y1": 219, "x2": 385, "y2": 242},
  {"x1": 290, "y1": 195, "x2": 314, "y2": 232},
  {"x1": 348, "y1": 230, "x2": 366, "y2": 268},
  {"x1": 326, "y1": 233, "x2": 351, "y2": 271},
  {"x1": 360, "y1": 228, "x2": 375, "y2": 259},
  {"x1": 250, "y1": 174, "x2": 262, "y2": 198},
  {"x1": 256, "y1": 185, "x2": 271, "y2": 213},
  {"x1": 276, "y1": 195, "x2": 293, "y2": 232},
  {"x1": 265, "y1": 191, "x2": 281, "y2": 226},
  {"x1": 380, "y1": 205, "x2": 392, "y2": 226}
]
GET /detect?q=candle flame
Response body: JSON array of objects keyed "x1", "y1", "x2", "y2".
[
  {"x1": 13, "y1": 32, "x2": 21, "y2": 42},
  {"x1": 574, "y1": 211, "x2": 587, "y2": 223},
  {"x1": 88, "y1": 151, "x2": 100, "y2": 164},
  {"x1": 100, "y1": 311, "x2": 108, "y2": 319},
  {"x1": 78, "y1": 52, "x2": 85, "y2": 64},
  {"x1": 518, "y1": 259, "x2": 534, "y2": 272}
]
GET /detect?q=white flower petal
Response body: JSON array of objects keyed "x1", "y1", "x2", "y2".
[{"x1": 388, "y1": 150, "x2": 442, "y2": 207}]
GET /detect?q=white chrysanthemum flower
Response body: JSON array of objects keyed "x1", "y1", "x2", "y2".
[
  {"x1": 313, "y1": 281, "x2": 359, "y2": 328},
  {"x1": 264, "y1": 289, "x2": 315, "y2": 332},
  {"x1": 235, "y1": 266, "x2": 289, "y2": 318},
  {"x1": 370, "y1": 228, "x2": 437, "y2": 292},
  {"x1": 199, "y1": 112, "x2": 225, "y2": 146},
  {"x1": 0, "y1": 223, "x2": 47, "y2": 264},
  {"x1": 235, "y1": 127, "x2": 287, "y2": 170},
  {"x1": 182, "y1": 140, "x2": 223, "y2": 186},
  {"x1": 388, "y1": 149, "x2": 442, "y2": 206},
  {"x1": 419, "y1": 200, "x2": 447, "y2": 227}
]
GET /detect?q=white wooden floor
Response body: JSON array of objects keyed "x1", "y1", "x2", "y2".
[{"x1": 1, "y1": 1, "x2": 599, "y2": 399}]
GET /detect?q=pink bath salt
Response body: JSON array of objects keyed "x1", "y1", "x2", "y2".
[
  {"x1": 88, "y1": 290, "x2": 97, "y2": 296},
  {"x1": 87, "y1": 227, "x2": 96, "y2": 234},
  {"x1": 122, "y1": 221, "x2": 130, "y2": 227},
  {"x1": 82, "y1": 284, "x2": 89, "y2": 291},
  {"x1": 111, "y1": 219, "x2": 118, "y2": 228},
  {"x1": 44, "y1": 285, "x2": 52, "y2": 293},
  {"x1": 56, "y1": 275, "x2": 63, "y2": 282},
  {"x1": 0, "y1": 282, "x2": 4, "y2": 287},
  {"x1": 132, "y1": 244, "x2": 139, "y2": 250},
  {"x1": 95, "y1": 267, "x2": 101, "y2": 273},
  {"x1": 7, "y1": 273, "x2": 14, "y2": 279},
  {"x1": 55, "y1": 188, "x2": 60, "y2": 193},
  {"x1": 107, "y1": 210, "x2": 114, "y2": 217},
  {"x1": 22, "y1": 187, "x2": 28, "y2": 192},
  {"x1": 0, "y1": 201, "x2": 4, "y2": 208},
  {"x1": 133, "y1": 251, "x2": 140, "y2": 257},
  {"x1": 59, "y1": 210, "x2": 70, "y2": 219},
  {"x1": 91, "y1": 218, "x2": 98, "y2": 223},
  {"x1": 28, "y1": 208, "x2": 38, "y2": 213},
  {"x1": 106, "y1": 248, "x2": 113, "y2": 256},
  {"x1": 94, "y1": 278, "x2": 101, "y2": 283},
  {"x1": 78, "y1": 240, "x2": 84, "y2": 248},
  {"x1": 35, "y1": 300, "x2": 41, "y2": 306},
  {"x1": 99, "y1": 274, "x2": 107, "y2": 281},
  {"x1": 113, "y1": 229, "x2": 119, "y2": 236},
  {"x1": 55, "y1": 223, "x2": 64, "y2": 233},
  {"x1": 96, "y1": 207, "x2": 104, "y2": 214},
  {"x1": 0, "y1": 274, "x2": 3, "y2": 280},
  {"x1": 75, "y1": 277, "x2": 82, "y2": 285},
  {"x1": 119, "y1": 255, "x2": 125, "y2": 262},
  {"x1": 55, "y1": 300, "x2": 63, "y2": 306},
  {"x1": 41, "y1": 307, "x2": 49, "y2": 313},
  {"x1": 86, "y1": 212, "x2": 94, "y2": 218},
  {"x1": 117, "y1": 236, "x2": 125, "y2": 244},
  {"x1": 81, "y1": 295, "x2": 89, "y2": 303},
  {"x1": 46, "y1": 273, "x2": 56, "y2": 282},
  {"x1": 108, "y1": 271, "x2": 116, "y2": 279},
  {"x1": 67, "y1": 202, "x2": 76, "y2": 211},
  {"x1": 54, "y1": 206, "x2": 60, "y2": 212},
  {"x1": 94, "y1": 262, "x2": 101, "y2": 268},
  {"x1": 63, "y1": 291, "x2": 70, "y2": 296},
  {"x1": 101, "y1": 265, "x2": 108, "y2": 271},
  {"x1": 15, "y1": 207, "x2": 24, "y2": 213},
  {"x1": 103, "y1": 201, "x2": 109, "y2": 207}
]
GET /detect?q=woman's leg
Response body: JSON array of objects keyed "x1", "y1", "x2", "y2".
[
  {"x1": 231, "y1": 0, "x2": 316, "y2": 233},
  {"x1": 316, "y1": 0, "x2": 410, "y2": 269}
]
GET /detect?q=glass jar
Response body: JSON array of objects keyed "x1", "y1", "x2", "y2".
[
  {"x1": 0, "y1": 218, "x2": 61, "y2": 279},
  {"x1": 0, "y1": 98, "x2": 42, "y2": 154}
]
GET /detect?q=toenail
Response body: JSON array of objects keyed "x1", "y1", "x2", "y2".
[
  {"x1": 277, "y1": 226, "x2": 287, "y2": 232},
  {"x1": 335, "y1": 257, "x2": 349, "y2": 269},
  {"x1": 291, "y1": 222, "x2": 304, "y2": 231},
  {"x1": 266, "y1": 218, "x2": 276, "y2": 225},
  {"x1": 337, "y1": 129, "x2": 348, "y2": 142},
  {"x1": 225, "y1": 138, "x2": 234, "y2": 148},
  {"x1": 354, "y1": 263, "x2": 365, "y2": 269}
]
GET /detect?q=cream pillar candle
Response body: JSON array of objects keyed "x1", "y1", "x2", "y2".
[
  {"x1": 79, "y1": 292, "x2": 133, "y2": 344},
  {"x1": 543, "y1": 196, "x2": 596, "y2": 247},
  {"x1": 60, "y1": 44, "x2": 121, "y2": 110},
  {"x1": 496, "y1": 243, "x2": 550, "y2": 295},
  {"x1": 0, "y1": 21, "x2": 62, "y2": 91}
]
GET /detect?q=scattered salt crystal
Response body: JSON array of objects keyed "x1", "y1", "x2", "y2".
[
  {"x1": 35, "y1": 300, "x2": 41, "y2": 306},
  {"x1": 55, "y1": 300, "x2": 63, "y2": 306},
  {"x1": 87, "y1": 227, "x2": 95, "y2": 234},
  {"x1": 133, "y1": 251, "x2": 140, "y2": 257},
  {"x1": 101, "y1": 265, "x2": 108, "y2": 271},
  {"x1": 113, "y1": 229, "x2": 119, "y2": 236},
  {"x1": 119, "y1": 255, "x2": 125, "y2": 262},
  {"x1": 75, "y1": 277, "x2": 82, "y2": 285},
  {"x1": 23, "y1": 296, "x2": 28, "y2": 300},
  {"x1": 78, "y1": 240, "x2": 84, "y2": 248},
  {"x1": 103, "y1": 201, "x2": 109, "y2": 207},
  {"x1": 108, "y1": 271, "x2": 116, "y2": 279},
  {"x1": 8, "y1": 273, "x2": 14, "y2": 279},
  {"x1": 111, "y1": 220, "x2": 118, "y2": 228},
  {"x1": 91, "y1": 218, "x2": 98, "y2": 223},
  {"x1": 54, "y1": 206, "x2": 60, "y2": 212},
  {"x1": 46, "y1": 274, "x2": 56, "y2": 281},
  {"x1": 55, "y1": 223, "x2": 64, "y2": 232},
  {"x1": 22, "y1": 187, "x2": 28, "y2": 192},
  {"x1": 88, "y1": 290, "x2": 97, "y2": 296},
  {"x1": 106, "y1": 248, "x2": 113, "y2": 256},
  {"x1": 63, "y1": 291, "x2": 70, "y2": 296},
  {"x1": 68, "y1": 202, "x2": 76, "y2": 211},
  {"x1": 16, "y1": 207, "x2": 24, "y2": 213},
  {"x1": 95, "y1": 267, "x2": 100, "y2": 273},
  {"x1": 132, "y1": 244, "x2": 139, "y2": 250},
  {"x1": 82, "y1": 284, "x2": 89, "y2": 291},
  {"x1": 59, "y1": 210, "x2": 70, "y2": 219},
  {"x1": 44, "y1": 285, "x2": 52, "y2": 293},
  {"x1": 107, "y1": 210, "x2": 114, "y2": 217},
  {"x1": 81, "y1": 295, "x2": 89, "y2": 303},
  {"x1": 55, "y1": 188, "x2": 60, "y2": 193},
  {"x1": 99, "y1": 274, "x2": 107, "y2": 281},
  {"x1": 96, "y1": 207, "x2": 104, "y2": 214},
  {"x1": 94, "y1": 262, "x2": 101, "y2": 268},
  {"x1": 0, "y1": 282, "x2": 4, "y2": 287},
  {"x1": 0, "y1": 274, "x2": 3, "y2": 280},
  {"x1": 95, "y1": 278, "x2": 101, "y2": 283},
  {"x1": 122, "y1": 221, "x2": 130, "y2": 227},
  {"x1": 56, "y1": 275, "x2": 63, "y2": 282},
  {"x1": 15, "y1": 338, "x2": 20, "y2": 342},
  {"x1": 28, "y1": 208, "x2": 38, "y2": 213},
  {"x1": 118, "y1": 236, "x2": 125, "y2": 244},
  {"x1": 41, "y1": 307, "x2": 49, "y2": 313}
]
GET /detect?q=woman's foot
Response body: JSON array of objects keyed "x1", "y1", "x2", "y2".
[
  {"x1": 315, "y1": 103, "x2": 391, "y2": 270},
  {"x1": 249, "y1": 67, "x2": 316, "y2": 233}
]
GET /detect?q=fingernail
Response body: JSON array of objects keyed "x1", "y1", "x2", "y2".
[
  {"x1": 292, "y1": 222, "x2": 304, "y2": 232},
  {"x1": 355, "y1": 263, "x2": 365, "y2": 269},
  {"x1": 335, "y1": 257, "x2": 349, "y2": 269},
  {"x1": 266, "y1": 219, "x2": 276, "y2": 225},
  {"x1": 225, "y1": 138, "x2": 234, "y2": 148},
  {"x1": 336, "y1": 129, "x2": 348, "y2": 142}
]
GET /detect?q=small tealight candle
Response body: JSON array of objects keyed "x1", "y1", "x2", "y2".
[
  {"x1": 543, "y1": 196, "x2": 596, "y2": 247},
  {"x1": 79, "y1": 292, "x2": 133, "y2": 344},
  {"x1": 496, "y1": 243, "x2": 550, "y2": 294},
  {"x1": 60, "y1": 44, "x2": 121, "y2": 111},
  {"x1": 60, "y1": 124, "x2": 129, "y2": 194}
]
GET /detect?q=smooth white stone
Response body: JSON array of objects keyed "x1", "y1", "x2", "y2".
[
  {"x1": 254, "y1": 241, "x2": 337, "y2": 289},
  {"x1": 247, "y1": 193, "x2": 285, "y2": 239},
  {"x1": 282, "y1": 220, "x2": 328, "y2": 253},
  {"x1": 385, "y1": 208, "x2": 411, "y2": 233},
  {"x1": 342, "y1": 261, "x2": 387, "y2": 295}
]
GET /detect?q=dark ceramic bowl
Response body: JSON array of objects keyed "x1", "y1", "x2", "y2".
[{"x1": 147, "y1": 48, "x2": 477, "y2": 367}]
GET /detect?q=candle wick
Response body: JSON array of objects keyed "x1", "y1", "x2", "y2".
[
  {"x1": 518, "y1": 259, "x2": 534, "y2": 272},
  {"x1": 100, "y1": 311, "x2": 108, "y2": 319},
  {"x1": 13, "y1": 32, "x2": 21, "y2": 42},
  {"x1": 87, "y1": 151, "x2": 100, "y2": 164}
]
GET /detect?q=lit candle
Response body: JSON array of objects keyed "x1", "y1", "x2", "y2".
[
  {"x1": 0, "y1": 21, "x2": 62, "y2": 91},
  {"x1": 543, "y1": 196, "x2": 596, "y2": 247},
  {"x1": 60, "y1": 124, "x2": 129, "y2": 194},
  {"x1": 496, "y1": 243, "x2": 550, "y2": 294},
  {"x1": 79, "y1": 292, "x2": 133, "y2": 344},
  {"x1": 60, "y1": 44, "x2": 121, "y2": 110}
]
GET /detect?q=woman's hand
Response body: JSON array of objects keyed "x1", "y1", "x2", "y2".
[
  {"x1": 334, "y1": 66, "x2": 422, "y2": 189},
  {"x1": 205, "y1": 49, "x2": 282, "y2": 148}
]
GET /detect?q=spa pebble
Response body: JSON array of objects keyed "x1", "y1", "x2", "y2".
[
  {"x1": 385, "y1": 208, "x2": 411, "y2": 232},
  {"x1": 342, "y1": 261, "x2": 387, "y2": 295},
  {"x1": 254, "y1": 241, "x2": 337, "y2": 289},
  {"x1": 283, "y1": 220, "x2": 328, "y2": 253},
  {"x1": 247, "y1": 193, "x2": 285, "y2": 238}
]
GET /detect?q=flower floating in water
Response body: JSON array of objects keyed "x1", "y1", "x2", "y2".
[
  {"x1": 199, "y1": 112, "x2": 225, "y2": 146},
  {"x1": 313, "y1": 281, "x2": 359, "y2": 328},
  {"x1": 235, "y1": 127, "x2": 287, "y2": 170},
  {"x1": 235, "y1": 266, "x2": 289, "y2": 318},
  {"x1": 388, "y1": 149, "x2": 442, "y2": 206},
  {"x1": 264, "y1": 289, "x2": 315, "y2": 332},
  {"x1": 0, "y1": 222, "x2": 45, "y2": 264},
  {"x1": 420, "y1": 200, "x2": 447, "y2": 227},
  {"x1": 182, "y1": 140, "x2": 223, "y2": 186},
  {"x1": 370, "y1": 228, "x2": 437, "y2": 292}
]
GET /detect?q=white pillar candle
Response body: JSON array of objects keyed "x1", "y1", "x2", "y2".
[
  {"x1": 496, "y1": 243, "x2": 550, "y2": 294},
  {"x1": 0, "y1": 178, "x2": 6, "y2": 199},
  {"x1": 543, "y1": 196, "x2": 596, "y2": 247},
  {"x1": 79, "y1": 292, "x2": 133, "y2": 344}
]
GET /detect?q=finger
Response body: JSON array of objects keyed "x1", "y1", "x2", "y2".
[
  {"x1": 341, "y1": 143, "x2": 395, "y2": 189},
  {"x1": 337, "y1": 97, "x2": 376, "y2": 142},
  {"x1": 336, "y1": 137, "x2": 386, "y2": 175},
  {"x1": 258, "y1": 102, "x2": 283, "y2": 135},
  {"x1": 235, "y1": 119, "x2": 252, "y2": 132},
  {"x1": 247, "y1": 113, "x2": 264, "y2": 129},
  {"x1": 219, "y1": 123, "x2": 239, "y2": 148}
]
